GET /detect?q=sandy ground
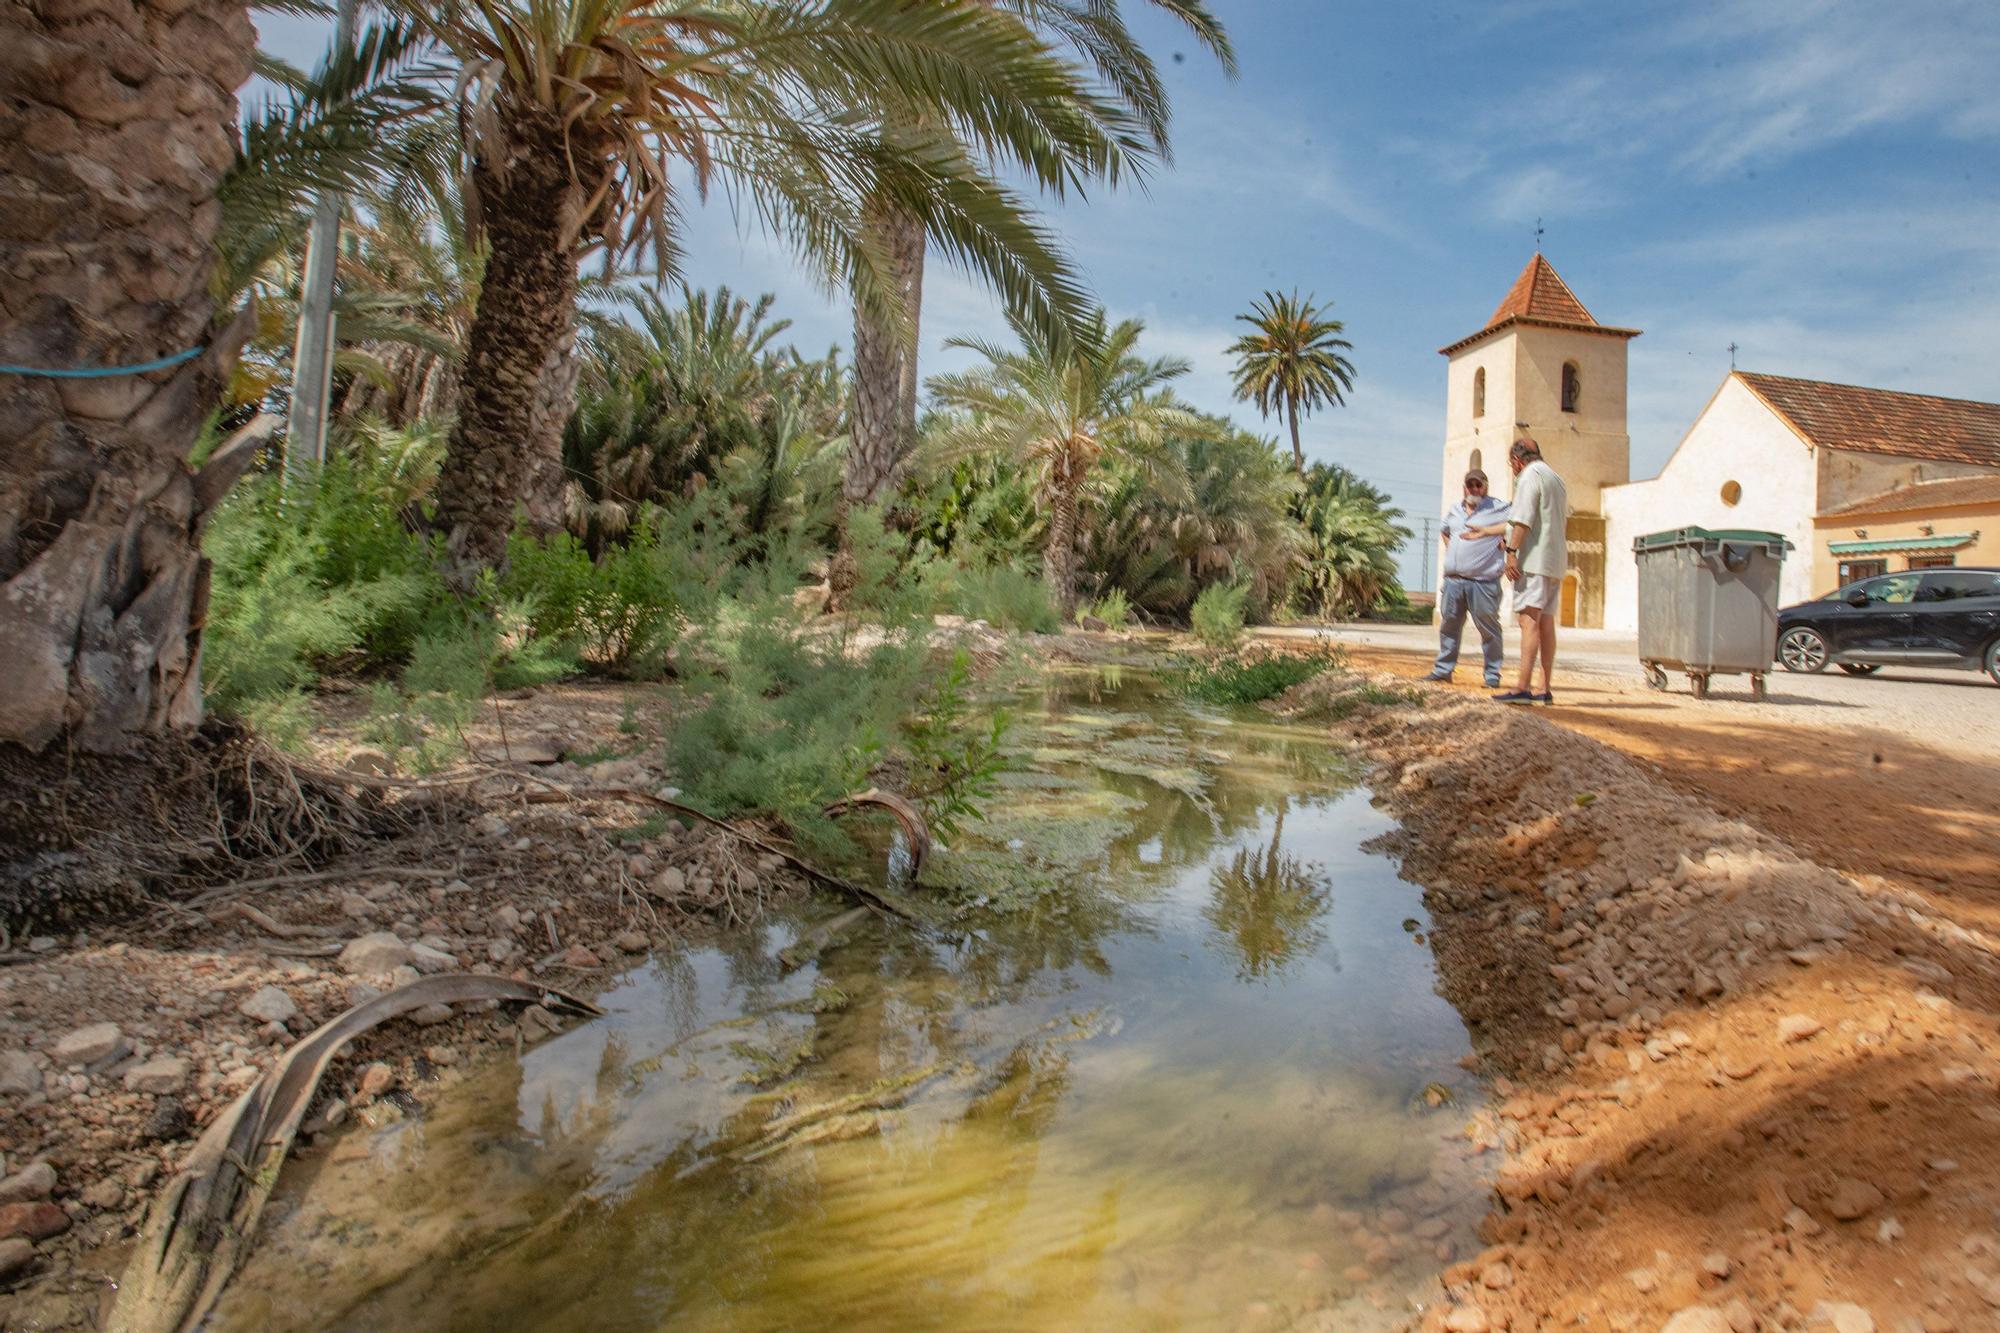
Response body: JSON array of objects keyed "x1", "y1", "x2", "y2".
[{"x1": 1266, "y1": 625, "x2": 2000, "y2": 1331}]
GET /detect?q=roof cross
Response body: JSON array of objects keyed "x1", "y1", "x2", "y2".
[
  {"x1": 1728, "y1": 341, "x2": 1739, "y2": 369},
  {"x1": 1534, "y1": 217, "x2": 1544, "y2": 252}
]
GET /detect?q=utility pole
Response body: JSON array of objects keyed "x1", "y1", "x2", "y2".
[
  {"x1": 1419, "y1": 516, "x2": 1435, "y2": 587},
  {"x1": 286, "y1": 0, "x2": 359, "y2": 484}
]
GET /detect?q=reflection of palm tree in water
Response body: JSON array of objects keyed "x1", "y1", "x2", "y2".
[{"x1": 1203, "y1": 798, "x2": 1335, "y2": 982}]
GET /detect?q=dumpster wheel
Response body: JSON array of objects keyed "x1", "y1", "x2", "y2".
[
  {"x1": 1643, "y1": 663, "x2": 1669, "y2": 691},
  {"x1": 1689, "y1": 672, "x2": 1710, "y2": 700},
  {"x1": 1751, "y1": 673, "x2": 1767, "y2": 701}
]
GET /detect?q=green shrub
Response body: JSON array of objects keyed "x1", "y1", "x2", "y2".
[
  {"x1": 1169, "y1": 647, "x2": 1343, "y2": 705},
  {"x1": 1079, "y1": 588, "x2": 1131, "y2": 630},
  {"x1": 505, "y1": 518, "x2": 680, "y2": 677},
  {"x1": 901, "y1": 648, "x2": 1012, "y2": 840},
  {"x1": 1190, "y1": 580, "x2": 1248, "y2": 649},
  {"x1": 951, "y1": 564, "x2": 1059, "y2": 633}
]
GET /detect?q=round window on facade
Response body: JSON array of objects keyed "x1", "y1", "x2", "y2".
[{"x1": 1720, "y1": 480, "x2": 1743, "y2": 507}]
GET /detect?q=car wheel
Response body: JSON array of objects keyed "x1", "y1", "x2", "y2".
[
  {"x1": 1837, "y1": 663, "x2": 1881, "y2": 676},
  {"x1": 1778, "y1": 627, "x2": 1829, "y2": 673},
  {"x1": 1987, "y1": 638, "x2": 2000, "y2": 687}
]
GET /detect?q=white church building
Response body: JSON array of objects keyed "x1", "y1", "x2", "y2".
[{"x1": 1439, "y1": 255, "x2": 2000, "y2": 630}]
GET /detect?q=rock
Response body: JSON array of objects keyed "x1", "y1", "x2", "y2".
[
  {"x1": 1876, "y1": 1217, "x2": 1904, "y2": 1244},
  {"x1": 408, "y1": 1003, "x2": 453, "y2": 1026},
  {"x1": 614, "y1": 930, "x2": 647, "y2": 953},
  {"x1": 471, "y1": 813, "x2": 510, "y2": 839},
  {"x1": 345, "y1": 981, "x2": 383, "y2": 1007},
  {"x1": 561, "y1": 945, "x2": 601, "y2": 969},
  {"x1": 123, "y1": 1056, "x2": 190, "y2": 1095},
  {"x1": 649, "y1": 867, "x2": 687, "y2": 898},
  {"x1": 1827, "y1": 1178, "x2": 1884, "y2": 1221},
  {"x1": 357, "y1": 1062, "x2": 396, "y2": 1097},
  {"x1": 1443, "y1": 1305, "x2": 1489, "y2": 1333},
  {"x1": 1628, "y1": 1266, "x2": 1659, "y2": 1293},
  {"x1": 0, "y1": 1164, "x2": 57, "y2": 1205},
  {"x1": 518, "y1": 1004, "x2": 560, "y2": 1037},
  {"x1": 81, "y1": 1179, "x2": 124, "y2": 1211},
  {"x1": 405, "y1": 942, "x2": 456, "y2": 974},
  {"x1": 1480, "y1": 1260, "x2": 1514, "y2": 1290},
  {"x1": 1079, "y1": 614, "x2": 1109, "y2": 632},
  {"x1": 497, "y1": 905, "x2": 523, "y2": 932},
  {"x1": 142, "y1": 1097, "x2": 193, "y2": 1141},
  {"x1": 238, "y1": 986, "x2": 299, "y2": 1025},
  {"x1": 345, "y1": 746, "x2": 392, "y2": 777},
  {"x1": 52, "y1": 1022, "x2": 126, "y2": 1066},
  {"x1": 1779, "y1": 1014, "x2": 1824, "y2": 1043},
  {"x1": 1785, "y1": 1206, "x2": 1823, "y2": 1236},
  {"x1": 477, "y1": 737, "x2": 561, "y2": 765},
  {"x1": 0, "y1": 1051, "x2": 42, "y2": 1095},
  {"x1": 1701, "y1": 1250, "x2": 1732, "y2": 1279},
  {"x1": 423, "y1": 1045, "x2": 458, "y2": 1067},
  {"x1": 301, "y1": 1097, "x2": 349, "y2": 1136},
  {"x1": 1809, "y1": 1302, "x2": 1875, "y2": 1333},
  {"x1": 338, "y1": 932, "x2": 416, "y2": 976},
  {"x1": 1662, "y1": 1309, "x2": 1733, "y2": 1333},
  {"x1": 390, "y1": 964, "x2": 420, "y2": 989},
  {"x1": 1718, "y1": 1052, "x2": 1762, "y2": 1080},
  {"x1": 0, "y1": 1202, "x2": 71, "y2": 1242},
  {"x1": 0, "y1": 1237, "x2": 34, "y2": 1280}
]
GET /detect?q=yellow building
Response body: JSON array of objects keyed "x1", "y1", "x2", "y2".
[{"x1": 1815, "y1": 476, "x2": 2000, "y2": 592}]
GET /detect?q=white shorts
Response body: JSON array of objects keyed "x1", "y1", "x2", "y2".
[{"x1": 1513, "y1": 573, "x2": 1561, "y2": 614}]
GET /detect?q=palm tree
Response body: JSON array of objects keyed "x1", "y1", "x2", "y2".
[
  {"x1": 844, "y1": 1, "x2": 1235, "y2": 518},
  {"x1": 0, "y1": 6, "x2": 433, "y2": 753},
  {"x1": 1228, "y1": 290, "x2": 1356, "y2": 472},
  {"x1": 1292, "y1": 463, "x2": 1410, "y2": 617},
  {"x1": 927, "y1": 311, "x2": 1197, "y2": 616},
  {"x1": 407, "y1": 0, "x2": 1140, "y2": 585}
]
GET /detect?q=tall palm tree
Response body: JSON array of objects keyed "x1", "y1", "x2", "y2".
[
  {"x1": 927, "y1": 311, "x2": 1196, "y2": 616},
  {"x1": 844, "y1": 0, "x2": 1234, "y2": 517},
  {"x1": 1292, "y1": 463, "x2": 1410, "y2": 617},
  {"x1": 1228, "y1": 290, "x2": 1356, "y2": 473},
  {"x1": 408, "y1": 0, "x2": 1139, "y2": 584},
  {"x1": 0, "y1": 4, "x2": 432, "y2": 753}
]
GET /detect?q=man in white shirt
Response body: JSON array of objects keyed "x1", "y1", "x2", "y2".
[{"x1": 1496, "y1": 438, "x2": 1568, "y2": 705}]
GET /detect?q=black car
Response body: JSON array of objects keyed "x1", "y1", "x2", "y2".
[{"x1": 1777, "y1": 567, "x2": 2000, "y2": 685}]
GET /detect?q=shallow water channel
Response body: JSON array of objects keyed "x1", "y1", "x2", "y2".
[{"x1": 216, "y1": 669, "x2": 1492, "y2": 1331}]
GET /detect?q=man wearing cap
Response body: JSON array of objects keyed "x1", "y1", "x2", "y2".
[
  {"x1": 1496, "y1": 437, "x2": 1569, "y2": 705},
  {"x1": 1427, "y1": 468, "x2": 1510, "y2": 686}
]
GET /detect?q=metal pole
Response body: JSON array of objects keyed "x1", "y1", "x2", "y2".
[
  {"x1": 1419, "y1": 516, "x2": 1434, "y2": 588},
  {"x1": 286, "y1": 0, "x2": 360, "y2": 484}
]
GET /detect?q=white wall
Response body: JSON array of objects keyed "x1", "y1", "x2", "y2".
[{"x1": 1600, "y1": 376, "x2": 1819, "y2": 631}]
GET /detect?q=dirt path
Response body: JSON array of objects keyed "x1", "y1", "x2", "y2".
[{"x1": 1273, "y1": 652, "x2": 2000, "y2": 1331}]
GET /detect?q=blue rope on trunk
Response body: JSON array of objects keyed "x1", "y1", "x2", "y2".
[{"x1": 0, "y1": 346, "x2": 204, "y2": 378}]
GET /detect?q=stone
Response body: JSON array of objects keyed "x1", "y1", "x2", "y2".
[
  {"x1": 52, "y1": 1022, "x2": 126, "y2": 1066},
  {"x1": 1828, "y1": 1178, "x2": 1884, "y2": 1222},
  {"x1": 405, "y1": 942, "x2": 456, "y2": 974},
  {"x1": 345, "y1": 746, "x2": 392, "y2": 776},
  {"x1": 423, "y1": 1045, "x2": 458, "y2": 1067},
  {"x1": 0, "y1": 1237, "x2": 34, "y2": 1280},
  {"x1": 1809, "y1": 1302, "x2": 1875, "y2": 1333},
  {"x1": 1779, "y1": 1014, "x2": 1824, "y2": 1043},
  {"x1": 1876, "y1": 1217, "x2": 1904, "y2": 1244},
  {"x1": 123, "y1": 1056, "x2": 190, "y2": 1094},
  {"x1": 1480, "y1": 1260, "x2": 1514, "y2": 1289},
  {"x1": 1443, "y1": 1305, "x2": 1489, "y2": 1333},
  {"x1": 1079, "y1": 614, "x2": 1109, "y2": 631},
  {"x1": 649, "y1": 867, "x2": 687, "y2": 898},
  {"x1": 1719, "y1": 1052, "x2": 1762, "y2": 1080},
  {"x1": 615, "y1": 930, "x2": 647, "y2": 953},
  {"x1": 1785, "y1": 1207, "x2": 1823, "y2": 1236},
  {"x1": 301, "y1": 1097, "x2": 349, "y2": 1136},
  {"x1": 357, "y1": 1062, "x2": 396, "y2": 1097},
  {"x1": 143, "y1": 1097, "x2": 193, "y2": 1141},
  {"x1": 1662, "y1": 1310, "x2": 1733, "y2": 1333},
  {"x1": 81, "y1": 1178, "x2": 124, "y2": 1210},
  {"x1": 0, "y1": 1163, "x2": 57, "y2": 1204},
  {"x1": 561, "y1": 945, "x2": 600, "y2": 969},
  {"x1": 0, "y1": 1202, "x2": 71, "y2": 1242},
  {"x1": 408, "y1": 1003, "x2": 453, "y2": 1026},
  {"x1": 338, "y1": 932, "x2": 416, "y2": 976},
  {"x1": 0, "y1": 1051, "x2": 42, "y2": 1095},
  {"x1": 1628, "y1": 1266, "x2": 1659, "y2": 1293},
  {"x1": 1701, "y1": 1250, "x2": 1732, "y2": 1279},
  {"x1": 237, "y1": 985, "x2": 299, "y2": 1025}
]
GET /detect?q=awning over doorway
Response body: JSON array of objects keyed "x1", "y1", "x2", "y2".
[{"x1": 1826, "y1": 533, "x2": 1976, "y2": 555}]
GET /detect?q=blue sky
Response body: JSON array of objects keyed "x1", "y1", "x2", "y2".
[{"x1": 257, "y1": 1, "x2": 2000, "y2": 584}]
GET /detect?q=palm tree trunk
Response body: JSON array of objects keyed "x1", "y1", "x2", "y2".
[
  {"x1": 520, "y1": 307, "x2": 581, "y2": 538},
  {"x1": 831, "y1": 193, "x2": 925, "y2": 608},
  {"x1": 1287, "y1": 400, "x2": 1304, "y2": 473},
  {"x1": 0, "y1": 0, "x2": 258, "y2": 753},
  {"x1": 1044, "y1": 473, "x2": 1081, "y2": 620},
  {"x1": 432, "y1": 108, "x2": 580, "y2": 583}
]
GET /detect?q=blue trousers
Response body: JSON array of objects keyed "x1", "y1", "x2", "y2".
[{"x1": 1434, "y1": 576, "x2": 1504, "y2": 680}]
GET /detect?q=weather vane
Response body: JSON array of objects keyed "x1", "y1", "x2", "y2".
[
  {"x1": 1728, "y1": 340, "x2": 1739, "y2": 369},
  {"x1": 1534, "y1": 217, "x2": 1544, "y2": 252}
]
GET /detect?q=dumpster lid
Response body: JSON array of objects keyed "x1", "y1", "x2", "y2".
[{"x1": 1633, "y1": 525, "x2": 1790, "y2": 553}]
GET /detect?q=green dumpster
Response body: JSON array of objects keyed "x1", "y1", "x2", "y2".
[{"x1": 1632, "y1": 527, "x2": 1791, "y2": 699}]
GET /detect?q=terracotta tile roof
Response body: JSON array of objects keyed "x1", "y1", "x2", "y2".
[
  {"x1": 1820, "y1": 473, "x2": 2000, "y2": 519},
  {"x1": 1738, "y1": 373, "x2": 2000, "y2": 469},
  {"x1": 1490, "y1": 254, "x2": 1597, "y2": 326},
  {"x1": 1438, "y1": 254, "x2": 1640, "y2": 355}
]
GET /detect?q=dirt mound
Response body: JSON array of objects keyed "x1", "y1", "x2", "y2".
[{"x1": 1278, "y1": 673, "x2": 2000, "y2": 1330}]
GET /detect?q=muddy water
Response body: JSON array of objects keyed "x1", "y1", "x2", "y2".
[{"x1": 215, "y1": 670, "x2": 1491, "y2": 1331}]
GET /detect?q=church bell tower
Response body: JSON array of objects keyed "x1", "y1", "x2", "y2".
[{"x1": 1438, "y1": 254, "x2": 1640, "y2": 627}]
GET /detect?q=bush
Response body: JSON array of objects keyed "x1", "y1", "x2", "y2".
[
  {"x1": 1169, "y1": 647, "x2": 1343, "y2": 705},
  {"x1": 505, "y1": 518, "x2": 680, "y2": 677},
  {"x1": 950, "y1": 564, "x2": 1059, "y2": 633},
  {"x1": 1190, "y1": 580, "x2": 1248, "y2": 649},
  {"x1": 1079, "y1": 588, "x2": 1131, "y2": 630}
]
